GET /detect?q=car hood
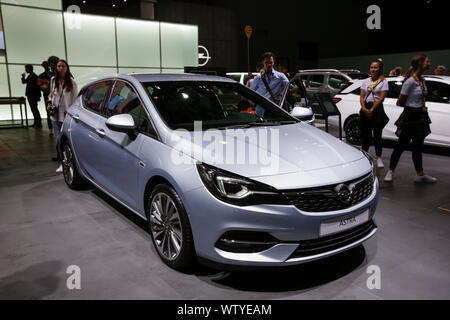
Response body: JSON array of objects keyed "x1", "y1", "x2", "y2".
[{"x1": 165, "y1": 122, "x2": 364, "y2": 178}]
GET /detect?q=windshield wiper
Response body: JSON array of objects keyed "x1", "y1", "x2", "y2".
[
  {"x1": 216, "y1": 123, "x2": 253, "y2": 130},
  {"x1": 247, "y1": 120, "x2": 298, "y2": 126}
]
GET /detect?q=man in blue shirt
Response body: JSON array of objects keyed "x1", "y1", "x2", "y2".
[{"x1": 251, "y1": 52, "x2": 289, "y2": 105}]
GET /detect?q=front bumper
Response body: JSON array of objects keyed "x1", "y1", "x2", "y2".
[{"x1": 184, "y1": 177, "x2": 379, "y2": 267}]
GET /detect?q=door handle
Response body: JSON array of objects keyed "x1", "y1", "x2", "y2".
[
  {"x1": 73, "y1": 114, "x2": 80, "y2": 121},
  {"x1": 96, "y1": 129, "x2": 106, "y2": 137}
]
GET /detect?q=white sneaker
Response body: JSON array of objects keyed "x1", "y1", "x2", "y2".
[
  {"x1": 376, "y1": 157, "x2": 384, "y2": 168},
  {"x1": 56, "y1": 164, "x2": 63, "y2": 173},
  {"x1": 414, "y1": 174, "x2": 437, "y2": 183},
  {"x1": 384, "y1": 170, "x2": 393, "y2": 182}
]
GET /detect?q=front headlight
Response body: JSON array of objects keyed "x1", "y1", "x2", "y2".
[
  {"x1": 361, "y1": 150, "x2": 376, "y2": 177},
  {"x1": 196, "y1": 162, "x2": 289, "y2": 206}
]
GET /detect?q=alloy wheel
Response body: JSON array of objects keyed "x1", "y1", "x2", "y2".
[
  {"x1": 149, "y1": 192, "x2": 183, "y2": 261},
  {"x1": 345, "y1": 118, "x2": 361, "y2": 145},
  {"x1": 62, "y1": 144, "x2": 74, "y2": 185}
]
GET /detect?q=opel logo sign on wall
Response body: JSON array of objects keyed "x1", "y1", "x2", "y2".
[
  {"x1": 334, "y1": 184, "x2": 353, "y2": 204},
  {"x1": 198, "y1": 45, "x2": 211, "y2": 66}
]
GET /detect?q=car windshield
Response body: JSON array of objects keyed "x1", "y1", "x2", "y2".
[
  {"x1": 142, "y1": 81, "x2": 297, "y2": 130},
  {"x1": 346, "y1": 73, "x2": 370, "y2": 80}
]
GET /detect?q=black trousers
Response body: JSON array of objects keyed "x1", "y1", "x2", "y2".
[
  {"x1": 389, "y1": 133, "x2": 425, "y2": 172},
  {"x1": 43, "y1": 95, "x2": 53, "y2": 130},
  {"x1": 361, "y1": 125, "x2": 383, "y2": 157},
  {"x1": 28, "y1": 98, "x2": 42, "y2": 127}
]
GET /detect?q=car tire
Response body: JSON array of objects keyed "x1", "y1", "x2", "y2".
[
  {"x1": 61, "y1": 140, "x2": 86, "y2": 190},
  {"x1": 344, "y1": 116, "x2": 361, "y2": 145},
  {"x1": 147, "y1": 183, "x2": 196, "y2": 271}
]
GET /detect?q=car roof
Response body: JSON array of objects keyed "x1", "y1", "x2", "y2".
[
  {"x1": 79, "y1": 73, "x2": 236, "y2": 92},
  {"x1": 339, "y1": 75, "x2": 450, "y2": 94},
  {"x1": 129, "y1": 73, "x2": 234, "y2": 83},
  {"x1": 226, "y1": 72, "x2": 259, "y2": 75}
]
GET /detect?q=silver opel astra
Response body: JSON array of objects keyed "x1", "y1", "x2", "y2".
[{"x1": 59, "y1": 73, "x2": 378, "y2": 270}]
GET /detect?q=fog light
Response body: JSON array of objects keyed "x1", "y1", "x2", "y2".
[{"x1": 215, "y1": 231, "x2": 278, "y2": 253}]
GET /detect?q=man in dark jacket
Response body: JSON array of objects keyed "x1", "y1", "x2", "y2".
[
  {"x1": 21, "y1": 64, "x2": 42, "y2": 128},
  {"x1": 38, "y1": 61, "x2": 53, "y2": 134}
]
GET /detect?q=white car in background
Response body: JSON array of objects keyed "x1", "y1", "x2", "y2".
[
  {"x1": 331, "y1": 76, "x2": 450, "y2": 148},
  {"x1": 226, "y1": 72, "x2": 259, "y2": 86}
]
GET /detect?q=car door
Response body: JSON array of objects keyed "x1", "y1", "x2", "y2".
[
  {"x1": 425, "y1": 80, "x2": 450, "y2": 146},
  {"x1": 280, "y1": 77, "x2": 309, "y2": 112},
  {"x1": 304, "y1": 74, "x2": 325, "y2": 113},
  {"x1": 93, "y1": 79, "x2": 155, "y2": 209},
  {"x1": 70, "y1": 80, "x2": 114, "y2": 182}
]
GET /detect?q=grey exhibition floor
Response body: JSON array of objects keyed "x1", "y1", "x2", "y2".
[{"x1": 0, "y1": 121, "x2": 449, "y2": 300}]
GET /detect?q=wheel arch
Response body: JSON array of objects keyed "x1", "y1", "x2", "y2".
[
  {"x1": 343, "y1": 113, "x2": 360, "y2": 129},
  {"x1": 143, "y1": 175, "x2": 174, "y2": 219}
]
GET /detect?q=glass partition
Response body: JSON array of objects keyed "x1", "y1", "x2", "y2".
[
  {"x1": 160, "y1": 23, "x2": 198, "y2": 68},
  {"x1": 0, "y1": 0, "x2": 62, "y2": 10},
  {"x1": 1, "y1": 4, "x2": 65, "y2": 64},
  {"x1": 0, "y1": 3, "x2": 199, "y2": 122},
  {"x1": 70, "y1": 66, "x2": 118, "y2": 90},
  {"x1": 64, "y1": 13, "x2": 116, "y2": 67},
  {"x1": 116, "y1": 18, "x2": 160, "y2": 68},
  {"x1": 7, "y1": 64, "x2": 47, "y2": 120}
]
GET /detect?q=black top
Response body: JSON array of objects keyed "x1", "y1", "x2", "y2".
[{"x1": 21, "y1": 73, "x2": 41, "y2": 100}]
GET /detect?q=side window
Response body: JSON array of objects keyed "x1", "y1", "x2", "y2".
[
  {"x1": 307, "y1": 75, "x2": 324, "y2": 88},
  {"x1": 426, "y1": 81, "x2": 450, "y2": 103},
  {"x1": 82, "y1": 81, "x2": 113, "y2": 114},
  {"x1": 329, "y1": 74, "x2": 349, "y2": 89},
  {"x1": 106, "y1": 81, "x2": 155, "y2": 135},
  {"x1": 387, "y1": 80, "x2": 403, "y2": 99}
]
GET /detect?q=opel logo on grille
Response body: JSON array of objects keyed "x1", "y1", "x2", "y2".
[{"x1": 334, "y1": 184, "x2": 353, "y2": 204}]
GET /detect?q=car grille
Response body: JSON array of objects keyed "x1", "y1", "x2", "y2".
[
  {"x1": 281, "y1": 173, "x2": 374, "y2": 212},
  {"x1": 288, "y1": 220, "x2": 376, "y2": 259}
]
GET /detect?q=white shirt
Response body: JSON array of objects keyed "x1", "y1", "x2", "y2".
[
  {"x1": 400, "y1": 76, "x2": 428, "y2": 108},
  {"x1": 360, "y1": 78, "x2": 389, "y2": 103},
  {"x1": 48, "y1": 77, "x2": 78, "y2": 122}
]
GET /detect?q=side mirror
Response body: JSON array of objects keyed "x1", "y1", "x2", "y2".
[
  {"x1": 290, "y1": 105, "x2": 313, "y2": 119},
  {"x1": 106, "y1": 114, "x2": 136, "y2": 136}
]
